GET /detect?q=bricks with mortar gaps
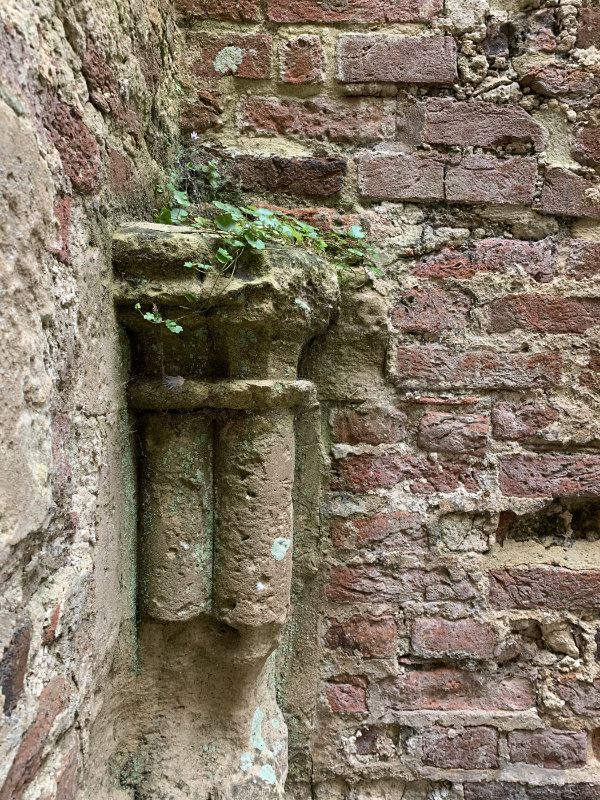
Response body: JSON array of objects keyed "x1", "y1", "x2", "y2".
[{"x1": 175, "y1": 0, "x2": 600, "y2": 795}]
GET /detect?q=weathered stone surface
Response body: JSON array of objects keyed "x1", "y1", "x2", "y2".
[
  {"x1": 508, "y1": 729, "x2": 587, "y2": 769},
  {"x1": 565, "y1": 240, "x2": 600, "y2": 279},
  {"x1": 331, "y1": 407, "x2": 407, "y2": 445},
  {"x1": 187, "y1": 32, "x2": 272, "y2": 79},
  {"x1": 393, "y1": 287, "x2": 472, "y2": 334},
  {"x1": 279, "y1": 36, "x2": 326, "y2": 84},
  {"x1": 491, "y1": 402, "x2": 557, "y2": 440},
  {"x1": 358, "y1": 153, "x2": 445, "y2": 201},
  {"x1": 540, "y1": 167, "x2": 600, "y2": 220},
  {"x1": 489, "y1": 295, "x2": 600, "y2": 333},
  {"x1": 445, "y1": 155, "x2": 538, "y2": 205},
  {"x1": 499, "y1": 454, "x2": 600, "y2": 497},
  {"x1": 325, "y1": 615, "x2": 397, "y2": 658},
  {"x1": 330, "y1": 512, "x2": 427, "y2": 551},
  {"x1": 417, "y1": 412, "x2": 488, "y2": 454},
  {"x1": 267, "y1": 0, "x2": 443, "y2": 23},
  {"x1": 412, "y1": 618, "x2": 495, "y2": 659}
]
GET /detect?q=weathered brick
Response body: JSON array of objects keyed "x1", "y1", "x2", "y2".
[
  {"x1": 417, "y1": 412, "x2": 488, "y2": 454},
  {"x1": 508, "y1": 729, "x2": 587, "y2": 769},
  {"x1": 565, "y1": 240, "x2": 600, "y2": 279},
  {"x1": 55, "y1": 746, "x2": 79, "y2": 800},
  {"x1": 0, "y1": 621, "x2": 31, "y2": 714},
  {"x1": 490, "y1": 566, "x2": 600, "y2": 611},
  {"x1": 412, "y1": 618, "x2": 495, "y2": 659},
  {"x1": 337, "y1": 35, "x2": 457, "y2": 85},
  {"x1": 379, "y1": 669, "x2": 535, "y2": 711},
  {"x1": 353, "y1": 725, "x2": 394, "y2": 755},
  {"x1": 325, "y1": 615, "x2": 397, "y2": 658},
  {"x1": 41, "y1": 93, "x2": 101, "y2": 194},
  {"x1": 540, "y1": 167, "x2": 600, "y2": 220},
  {"x1": 238, "y1": 97, "x2": 395, "y2": 144},
  {"x1": 395, "y1": 347, "x2": 562, "y2": 390},
  {"x1": 176, "y1": 0, "x2": 260, "y2": 19},
  {"x1": 422, "y1": 726, "x2": 499, "y2": 769},
  {"x1": 330, "y1": 512, "x2": 427, "y2": 550},
  {"x1": 393, "y1": 287, "x2": 472, "y2": 335},
  {"x1": 465, "y1": 784, "x2": 600, "y2": 800},
  {"x1": 331, "y1": 407, "x2": 407, "y2": 445},
  {"x1": 423, "y1": 98, "x2": 547, "y2": 152},
  {"x1": 475, "y1": 238, "x2": 555, "y2": 283},
  {"x1": 326, "y1": 566, "x2": 476, "y2": 604},
  {"x1": 219, "y1": 152, "x2": 346, "y2": 197},
  {"x1": 521, "y1": 63, "x2": 600, "y2": 104},
  {"x1": 279, "y1": 35, "x2": 325, "y2": 84},
  {"x1": 445, "y1": 155, "x2": 538, "y2": 206},
  {"x1": 358, "y1": 153, "x2": 445, "y2": 201},
  {"x1": 267, "y1": 0, "x2": 442, "y2": 23},
  {"x1": 413, "y1": 239, "x2": 555, "y2": 283},
  {"x1": 49, "y1": 195, "x2": 71, "y2": 265},
  {"x1": 558, "y1": 676, "x2": 600, "y2": 718},
  {"x1": 332, "y1": 453, "x2": 481, "y2": 494},
  {"x1": 499, "y1": 454, "x2": 600, "y2": 498},
  {"x1": 577, "y1": 8, "x2": 600, "y2": 49},
  {"x1": 489, "y1": 294, "x2": 600, "y2": 334},
  {"x1": 0, "y1": 677, "x2": 70, "y2": 800},
  {"x1": 180, "y1": 90, "x2": 223, "y2": 133},
  {"x1": 324, "y1": 681, "x2": 367, "y2": 713},
  {"x1": 188, "y1": 33, "x2": 272, "y2": 79},
  {"x1": 573, "y1": 126, "x2": 600, "y2": 171},
  {"x1": 491, "y1": 402, "x2": 558, "y2": 440}
]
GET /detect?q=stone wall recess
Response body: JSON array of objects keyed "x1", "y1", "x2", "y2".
[{"x1": 112, "y1": 221, "x2": 338, "y2": 797}]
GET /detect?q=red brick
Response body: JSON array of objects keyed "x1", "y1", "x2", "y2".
[
  {"x1": 412, "y1": 618, "x2": 495, "y2": 659},
  {"x1": 393, "y1": 287, "x2": 472, "y2": 334},
  {"x1": 521, "y1": 63, "x2": 600, "y2": 104},
  {"x1": 475, "y1": 238, "x2": 555, "y2": 284},
  {"x1": 109, "y1": 149, "x2": 139, "y2": 197},
  {"x1": 413, "y1": 239, "x2": 555, "y2": 284},
  {"x1": 325, "y1": 682, "x2": 367, "y2": 713},
  {"x1": 217, "y1": 152, "x2": 346, "y2": 197},
  {"x1": 417, "y1": 412, "x2": 488, "y2": 454},
  {"x1": 422, "y1": 726, "x2": 499, "y2": 769},
  {"x1": 238, "y1": 97, "x2": 395, "y2": 143},
  {"x1": 465, "y1": 785, "x2": 600, "y2": 800},
  {"x1": 48, "y1": 195, "x2": 71, "y2": 265},
  {"x1": 573, "y1": 126, "x2": 600, "y2": 171},
  {"x1": 337, "y1": 35, "x2": 457, "y2": 86},
  {"x1": 325, "y1": 615, "x2": 397, "y2": 658},
  {"x1": 540, "y1": 167, "x2": 600, "y2": 220},
  {"x1": 566, "y1": 240, "x2": 600, "y2": 279},
  {"x1": 423, "y1": 98, "x2": 547, "y2": 152},
  {"x1": 331, "y1": 407, "x2": 406, "y2": 445},
  {"x1": 508, "y1": 729, "x2": 587, "y2": 770},
  {"x1": 279, "y1": 35, "x2": 325, "y2": 84},
  {"x1": 55, "y1": 746, "x2": 79, "y2": 800},
  {"x1": 188, "y1": 33, "x2": 272, "y2": 79},
  {"x1": 0, "y1": 622, "x2": 31, "y2": 715},
  {"x1": 176, "y1": 0, "x2": 260, "y2": 19},
  {"x1": 41, "y1": 93, "x2": 101, "y2": 194},
  {"x1": 395, "y1": 347, "x2": 562, "y2": 390},
  {"x1": 180, "y1": 90, "x2": 223, "y2": 133},
  {"x1": 358, "y1": 153, "x2": 445, "y2": 201},
  {"x1": 491, "y1": 402, "x2": 557, "y2": 440},
  {"x1": 499, "y1": 454, "x2": 600, "y2": 498},
  {"x1": 267, "y1": 0, "x2": 442, "y2": 23},
  {"x1": 330, "y1": 512, "x2": 427, "y2": 550},
  {"x1": 558, "y1": 676, "x2": 600, "y2": 718},
  {"x1": 445, "y1": 155, "x2": 537, "y2": 206},
  {"x1": 489, "y1": 294, "x2": 600, "y2": 334},
  {"x1": 578, "y1": 8, "x2": 600, "y2": 49},
  {"x1": 326, "y1": 566, "x2": 476, "y2": 604},
  {"x1": 379, "y1": 669, "x2": 535, "y2": 711},
  {"x1": 489, "y1": 566, "x2": 600, "y2": 611},
  {"x1": 0, "y1": 676, "x2": 70, "y2": 800},
  {"x1": 332, "y1": 453, "x2": 481, "y2": 494}
]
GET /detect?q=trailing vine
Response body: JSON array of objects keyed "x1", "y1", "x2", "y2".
[{"x1": 136, "y1": 169, "x2": 379, "y2": 333}]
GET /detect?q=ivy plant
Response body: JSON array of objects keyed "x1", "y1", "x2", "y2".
[{"x1": 137, "y1": 179, "x2": 379, "y2": 333}]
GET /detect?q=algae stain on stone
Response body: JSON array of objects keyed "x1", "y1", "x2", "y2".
[
  {"x1": 213, "y1": 46, "x2": 243, "y2": 74},
  {"x1": 259, "y1": 764, "x2": 277, "y2": 785},
  {"x1": 240, "y1": 752, "x2": 254, "y2": 772},
  {"x1": 250, "y1": 707, "x2": 266, "y2": 751},
  {"x1": 271, "y1": 537, "x2": 290, "y2": 561}
]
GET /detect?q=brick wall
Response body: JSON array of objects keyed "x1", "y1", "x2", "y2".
[{"x1": 177, "y1": 0, "x2": 600, "y2": 797}]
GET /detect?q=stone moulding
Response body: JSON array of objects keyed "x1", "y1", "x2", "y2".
[{"x1": 112, "y1": 221, "x2": 338, "y2": 796}]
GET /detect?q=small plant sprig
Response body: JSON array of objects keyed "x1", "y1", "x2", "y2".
[{"x1": 140, "y1": 184, "x2": 380, "y2": 333}]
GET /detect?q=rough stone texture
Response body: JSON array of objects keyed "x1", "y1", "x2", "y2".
[{"x1": 7, "y1": 0, "x2": 600, "y2": 796}]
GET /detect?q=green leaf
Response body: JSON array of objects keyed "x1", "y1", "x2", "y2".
[
  {"x1": 165, "y1": 319, "x2": 183, "y2": 334},
  {"x1": 172, "y1": 189, "x2": 190, "y2": 207},
  {"x1": 135, "y1": 303, "x2": 141, "y2": 310},
  {"x1": 216, "y1": 247, "x2": 232, "y2": 264},
  {"x1": 367, "y1": 264, "x2": 384, "y2": 277},
  {"x1": 244, "y1": 232, "x2": 265, "y2": 250},
  {"x1": 155, "y1": 207, "x2": 173, "y2": 224},
  {"x1": 170, "y1": 207, "x2": 189, "y2": 224},
  {"x1": 348, "y1": 225, "x2": 365, "y2": 240},
  {"x1": 214, "y1": 213, "x2": 238, "y2": 232},
  {"x1": 183, "y1": 292, "x2": 199, "y2": 303}
]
